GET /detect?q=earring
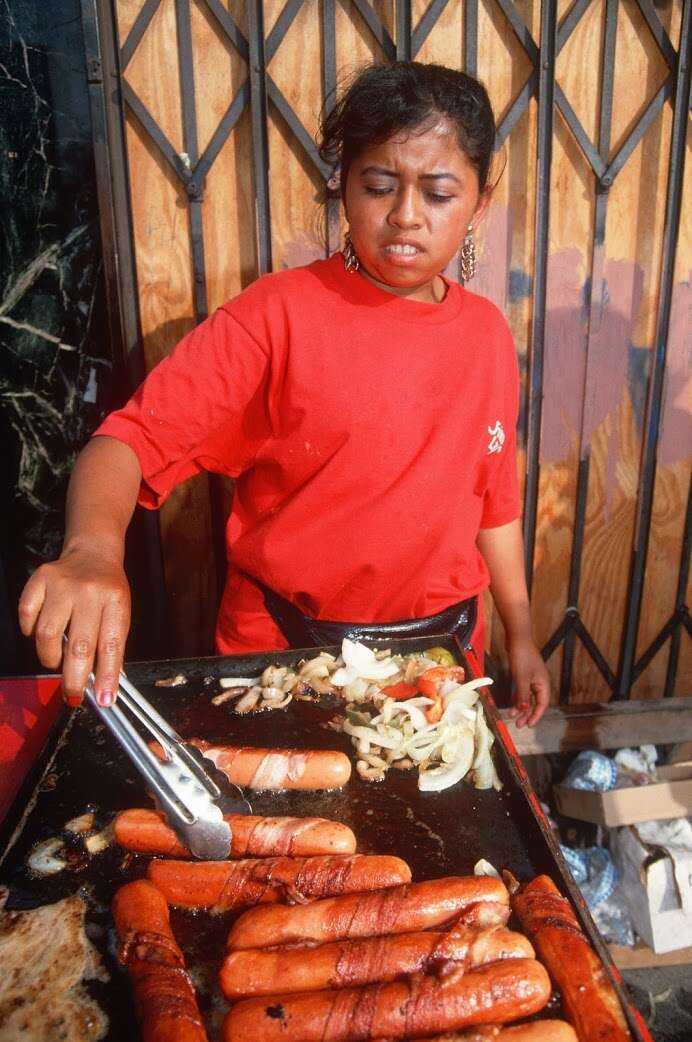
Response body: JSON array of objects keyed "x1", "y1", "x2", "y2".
[
  {"x1": 460, "y1": 225, "x2": 476, "y2": 282},
  {"x1": 342, "y1": 231, "x2": 360, "y2": 273}
]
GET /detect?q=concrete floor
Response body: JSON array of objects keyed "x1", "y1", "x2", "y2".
[{"x1": 624, "y1": 965, "x2": 692, "y2": 1042}]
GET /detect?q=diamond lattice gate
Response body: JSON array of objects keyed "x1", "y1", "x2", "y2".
[{"x1": 81, "y1": 0, "x2": 691, "y2": 702}]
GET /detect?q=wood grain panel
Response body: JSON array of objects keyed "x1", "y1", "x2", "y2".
[
  {"x1": 633, "y1": 108, "x2": 691, "y2": 698},
  {"x1": 475, "y1": 6, "x2": 538, "y2": 669},
  {"x1": 115, "y1": 0, "x2": 147, "y2": 47},
  {"x1": 573, "y1": 397, "x2": 640, "y2": 701},
  {"x1": 336, "y1": 1, "x2": 391, "y2": 81},
  {"x1": 266, "y1": 0, "x2": 328, "y2": 270},
  {"x1": 556, "y1": 0, "x2": 603, "y2": 145},
  {"x1": 574, "y1": 2, "x2": 683, "y2": 700},
  {"x1": 117, "y1": 0, "x2": 216, "y2": 655},
  {"x1": 413, "y1": 0, "x2": 462, "y2": 68},
  {"x1": 119, "y1": 0, "x2": 183, "y2": 153},
  {"x1": 194, "y1": 2, "x2": 255, "y2": 307}
]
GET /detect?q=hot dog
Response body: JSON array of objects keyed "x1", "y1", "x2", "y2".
[
  {"x1": 188, "y1": 740, "x2": 351, "y2": 789},
  {"x1": 371, "y1": 1022, "x2": 577, "y2": 1041},
  {"x1": 112, "y1": 879, "x2": 207, "y2": 1042},
  {"x1": 221, "y1": 957, "x2": 551, "y2": 1042},
  {"x1": 148, "y1": 853, "x2": 411, "y2": 910},
  {"x1": 220, "y1": 923, "x2": 533, "y2": 999},
  {"x1": 114, "y1": 808, "x2": 356, "y2": 858},
  {"x1": 506, "y1": 873, "x2": 631, "y2": 1042},
  {"x1": 227, "y1": 876, "x2": 509, "y2": 950}
]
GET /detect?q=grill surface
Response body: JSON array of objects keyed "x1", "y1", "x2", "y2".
[{"x1": 0, "y1": 636, "x2": 648, "y2": 1041}]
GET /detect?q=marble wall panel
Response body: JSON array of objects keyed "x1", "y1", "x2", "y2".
[{"x1": 0, "y1": 0, "x2": 111, "y2": 671}]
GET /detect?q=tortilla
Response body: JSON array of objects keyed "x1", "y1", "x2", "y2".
[{"x1": 0, "y1": 887, "x2": 108, "y2": 1041}]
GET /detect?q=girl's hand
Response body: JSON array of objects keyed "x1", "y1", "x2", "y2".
[
  {"x1": 506, "y1": 638, "x2": 550, "y2": 728},
  {"x1": 18, "y1": 546, "x2": 131, "y2": 707}
]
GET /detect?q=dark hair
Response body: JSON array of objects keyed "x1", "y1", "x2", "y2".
[{"x1": 318, "y1": 62, "x2": 496, "y2": 194}]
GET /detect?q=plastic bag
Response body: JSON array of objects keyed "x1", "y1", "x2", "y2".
[
  {"x1": 562, "y1": 750, "x2": 618, "y2": 792},
  {"x1": 560, "y1": 844, "x2": 634, "y2": 946}
]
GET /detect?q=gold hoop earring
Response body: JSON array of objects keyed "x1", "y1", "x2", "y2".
[
  {"x1": 342, "y1": 232, "x2": 360, "y2": 273},
  {"x1": 460, "y1": 225, "x2": 476, "y2": 282}
]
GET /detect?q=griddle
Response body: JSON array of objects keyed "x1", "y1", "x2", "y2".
[{"x1": 0, "y1": 635, "x2": 651, "y2": 1041}]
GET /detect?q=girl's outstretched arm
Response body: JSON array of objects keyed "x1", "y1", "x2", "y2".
[
  {"x1": 18, "y1": 436, "x2": 141, "y2": 706},
  {"x1": 476, "y1": 519, "x2": 550, "y2": 727}
]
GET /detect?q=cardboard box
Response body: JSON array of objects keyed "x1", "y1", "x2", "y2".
[
  {"x1": 609, "y1": 940, "x2": 692, "y2": 969},
  {"x1": 554, "y1": 762, "x2": 692, "y2": 826},
  {"x1": 611, "y1": 823, "x2": 692, "y2": 954}
]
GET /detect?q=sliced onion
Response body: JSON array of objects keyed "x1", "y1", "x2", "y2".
[
  {"x1": 418, "y1": 732, "x2": 475, "y2": 791},
  {"x1": 442, "y1": 677, "x2": 493, "y2": 706},
  {"x1": 440, "y1": 725, "x2": 474, "y2": 764},
  {"x1": 263, "y1": 691, "x2": 293, "y2": 710},
  {"x1": 342, "y1": 676, "x2": 369, "y2": 700},
  {"x1": 332, "y1": 666, "x2": 358, "y2": 687},
  {"x1": 235, "y1": 687, "x2": 262, "y2": 713},
  {"x1": 28, "y1": 837, "x2": 66, "y2": 875},
  {"x1": 405, "y1": 735, "x2": 446, "y2": 762},
  {"x1": 375, "y1": 702, "x2": 428, "y2": 731},
  {"x1": 341, "y1": 722, "x2": 400, "y2": 749},
  {"x1": 85, "y1": 824, "x2": 114, "y2": 854},
  {"x1": 474, "y1": 858, "x2": 500, "y2": 878},
  {"x1": 441, "y1": 701, "x2": 478, "y2": 726},
  {"x1": 472, "y1": 705, "x2": 493, "y2": 769},
  {"x1": 219, "y1": 676, "x2": 261, "y2": 689},
  {"x1": 300, "y1": 662, "x2": 331, "y2": 680},
  {"x1": 341, "y1": 639, "x2": 399, "y2": 681},
  {"x1": 65, "y1": 811, "x2": 96, "y2": 835}
]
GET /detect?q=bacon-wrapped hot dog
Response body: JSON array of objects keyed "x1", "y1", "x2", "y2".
[
  {"x1": 220, "y1": 923, "x2": 533, "y2": 999},
  {"x1": 187, "y1": 740, "x2": 351, "y2": 789},
  {"x1": 227, "y1": 876, "x2": 509, "y2": 950},
  {"x1": 112, "y1": 879, "x2": 207, "y2": 1042},
  {"x1": 506, "y1": 873, "x2": 631, "y2": 1042},
  {"x1": 114, "y1": 808, "x2": 356, "y2": 858},
  {"x1": 222, "y1": 957, "x2": 551, "y2": 1042},
  {"x1": 371, "y1": 1022, "x2": 577, "y2": 1041},
  {"x1": 148, "y1": 853, "x2": 410, "y2": 910}
]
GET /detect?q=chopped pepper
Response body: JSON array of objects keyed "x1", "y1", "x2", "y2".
[
  {"x1": 381, "y1": 680, "x2": 418, "y2": 701},
  {"x1": 416, "y1": 665, "x2": 466, "y2": 723},
  {"x1": 423, "y1": 646, "x2": 458, "y2": 667}
]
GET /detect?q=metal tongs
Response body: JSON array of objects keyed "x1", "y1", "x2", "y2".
[{"x1": 81, "y1": 664, "x2": 251, "y2": 859}]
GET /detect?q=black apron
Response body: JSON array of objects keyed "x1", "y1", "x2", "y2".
[{"x1": 253, "y1": 577, "x2": 477, "y2": 651}]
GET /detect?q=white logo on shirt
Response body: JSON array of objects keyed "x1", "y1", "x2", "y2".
[{"x1": 487, "y1": 420, "x2": 505, "y2": 455}]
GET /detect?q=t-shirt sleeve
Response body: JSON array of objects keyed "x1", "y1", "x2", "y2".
[
  {"x1": 479, "y1": 322, "x2": 522, "y2": 529},
  {"x1": 94, "y1": 306, "x2": 271, "y2": 508}
]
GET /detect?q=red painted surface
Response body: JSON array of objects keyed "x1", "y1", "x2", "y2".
[
  {"x1": 631, "y1": 1007, "x2": 655, "y2": 1042},
  {"x1": 0, "y1": 676, "x2": 62, "y2": 825}
]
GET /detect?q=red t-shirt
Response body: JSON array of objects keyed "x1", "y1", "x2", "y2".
[{"x1": 96, "y1": 254, "x2": 520, "y2": 653}]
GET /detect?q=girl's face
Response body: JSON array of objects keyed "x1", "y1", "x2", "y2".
[{"x1": 343, "y1": 120, "x2": 489, "y2": 303}]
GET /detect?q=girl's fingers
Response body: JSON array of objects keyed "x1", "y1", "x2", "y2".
[
  {"x1": 62, "y1": 599, "x2": 103, "y2": 704},
  {"x1": 33, "y1": 593, "x2": 73, "y2": 673},
  {"x1": 17, "y1": 568, "x2": 47, "y2": 638},
  {"x1": 93, "y1": 594, "x2": 130, "y2": 705},
  {"x1": 511, "y1": 677, "x2": 532, "y2": 728},
  {"x1": 526, "y1": 680, "x2": 549, "y2": 727}
]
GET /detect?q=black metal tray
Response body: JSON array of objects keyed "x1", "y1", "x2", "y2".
[{"x1": 0, "y1": 635, "x2": 649, "y2": 1041}]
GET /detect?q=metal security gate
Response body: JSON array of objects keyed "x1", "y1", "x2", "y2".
[{"x1": 81, "y1": 0, "x2": 691, "y2": 702}]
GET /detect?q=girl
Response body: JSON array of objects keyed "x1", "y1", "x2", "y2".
[{"x1": 19, "y1": 62, "x2": 549, "y2": 727}]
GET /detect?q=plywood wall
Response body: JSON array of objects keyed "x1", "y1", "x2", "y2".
[{"x1": 113, "y1": 0, "x2": 690, "y2": 701}]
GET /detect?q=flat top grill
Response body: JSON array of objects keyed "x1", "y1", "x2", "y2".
[{"x1": 0, "y1": 636, "x2": 648, "y2": 1041}]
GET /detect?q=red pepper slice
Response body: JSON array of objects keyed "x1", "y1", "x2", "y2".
[
  {"x1": 381, "y1": 681, "x2": 418, "y2": 701},
  {"x1": 416, "y1": 666, "x2": 467, "y2": 723}
]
